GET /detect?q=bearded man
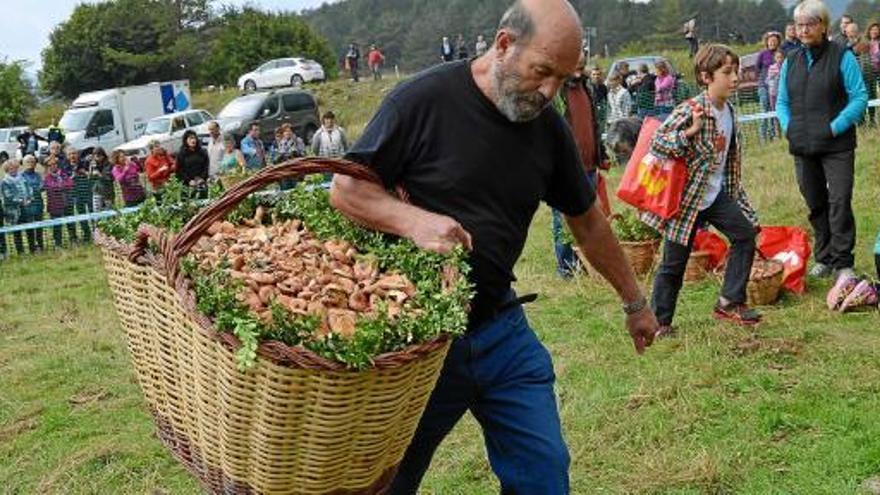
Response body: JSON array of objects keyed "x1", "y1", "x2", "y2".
[{"x1": 332, "y1": 0, "x2": 658, "y2": 492}]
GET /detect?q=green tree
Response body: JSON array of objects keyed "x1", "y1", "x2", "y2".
[
  {"x1": 39, "y1": 0, "x2": 212, "y2": 98},
  {"x1": 0, "y1": 59, "x2": 34, "y2": 127},
  {"x1": 197, "y1": 7, "x2": 337, "y2": 86}
]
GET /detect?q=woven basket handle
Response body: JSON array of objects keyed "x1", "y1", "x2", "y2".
[{"x1": 161, "y1": 156, "x2": 382, "y2": 282}]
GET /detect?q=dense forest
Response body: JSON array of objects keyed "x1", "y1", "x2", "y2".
[
  {"x1": 303, "y1": 0, "x2": 792, "y2": 71},
  {"x1": 304, "y1": 0, "x2": 880, "y2": 72}
]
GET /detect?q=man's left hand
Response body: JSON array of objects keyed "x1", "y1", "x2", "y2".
[{"x1": 625, "y1": 307, "x2": 658, "y2": 355}]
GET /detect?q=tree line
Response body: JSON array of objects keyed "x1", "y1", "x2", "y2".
[
  {"x1": 37, "y1": 0, "x2": 337, "y2": 100},
  {"x1": 304, "y1": 0, "x2": 865, "y2": 71}
]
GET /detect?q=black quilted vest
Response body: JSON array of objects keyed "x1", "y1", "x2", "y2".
[{"x1": 785, "y1": 40, "x2": 856, "y2": 155}]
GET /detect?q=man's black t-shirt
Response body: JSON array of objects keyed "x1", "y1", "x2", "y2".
[{"x1": 346, "y1": 60, "x2": 596, "y2": 326}]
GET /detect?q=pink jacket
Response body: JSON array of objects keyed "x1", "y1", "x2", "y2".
[{"x1": 112, "y1": 162, "x2": 145, "y2": 204}]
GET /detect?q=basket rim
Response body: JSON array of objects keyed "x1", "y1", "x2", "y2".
[
  {"x1": 619, "y1": 238, "x2": 662, "y2": 247},
  {"x1": 750, "y1": 258, "x2": 785, "y2": 282},
  {"x1": 96, "y1": 226, "x2": 454, "y2": 373}
]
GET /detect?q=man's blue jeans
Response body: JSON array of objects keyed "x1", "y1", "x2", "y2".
[
  {"x1": 388, "y1": 301, "x2": 570, "y2": 494},
  {"x1": 552, "y1": 170, "x2": 597, "y2": 277}
]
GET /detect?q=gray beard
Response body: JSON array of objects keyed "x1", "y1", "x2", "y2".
[{"x1": 490, "y1": 60, "x2": 549, "y2": 123}]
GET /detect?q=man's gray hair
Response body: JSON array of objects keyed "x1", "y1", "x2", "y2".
[
  {"x1": 498, "y1": 1, "x2": 536, "y2": 43},
  {"x1": 794, "y1": 0, "x2": 830, "y2": 28}
]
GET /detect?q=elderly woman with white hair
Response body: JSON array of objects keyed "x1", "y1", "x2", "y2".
[
  {"x1": 1, "y1": 160, "x2": 30, "y2": 257},
  {"x1": 776, "y1": 0, "x2": 868, "y2": 280}
]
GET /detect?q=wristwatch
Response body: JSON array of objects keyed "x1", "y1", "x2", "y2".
[{"x1": 622, "y1": 296, "x2": 648, "y2": 315}]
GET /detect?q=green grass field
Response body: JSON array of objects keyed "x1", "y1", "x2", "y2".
[{"x1": 4, "y1": 93, "x2": 880, "y2": 493}]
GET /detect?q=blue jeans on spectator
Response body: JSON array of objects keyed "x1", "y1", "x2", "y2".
[
  {"x1": 552, "y1": 170, "x2": 597, "y2": 277},
  {"x1": 758, "y1": 86, "x2": 776, "y2": 141},
  {"x1": 21, "y1": 204, "x2": 45, "y2": 253},
  {"x1": 388, "y1": 298, "x2": 569, "y2": 494}
]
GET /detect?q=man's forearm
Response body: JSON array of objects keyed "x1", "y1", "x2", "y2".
[
  {"x1": 566, "y1": 205, "x2": 645, "y2": 303},
  {"x1": 330, "y1": 175, "x2": 419, "y2": 237}
]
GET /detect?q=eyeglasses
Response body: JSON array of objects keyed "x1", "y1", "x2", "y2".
[{"x1": 795, "y1": 20, "x2": 821, "y2": 32}]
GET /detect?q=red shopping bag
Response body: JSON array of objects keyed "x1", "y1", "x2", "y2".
[
  {"x1": 693, "y1": 229, "x2": 729, "y2": 269},
  {"x1": 616, "y1": 117, "x2": 688, "y2": 219},
  {"x1": 757, "y1": 226, "x2": 811, "y2": 294}
]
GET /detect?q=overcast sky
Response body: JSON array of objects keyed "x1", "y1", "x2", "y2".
[{"x1": 2, "y1": 0, "x2": 332, "y2": 74}]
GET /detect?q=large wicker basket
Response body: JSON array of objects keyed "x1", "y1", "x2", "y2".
[
  {"x1": 96, "y1": 158, "x2": 454, "y2": 494},
  {"x1": 747, "y1": 258, "x2": 785, "y2": 306}
]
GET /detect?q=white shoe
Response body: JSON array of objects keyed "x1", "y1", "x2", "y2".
[{"x1": 809, "y1": 263, "x2": 833, "y2": 278}]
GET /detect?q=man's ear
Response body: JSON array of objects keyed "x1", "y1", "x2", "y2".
[{"x1": 495, "y1": 30, "x2": 515, "y2": 57}]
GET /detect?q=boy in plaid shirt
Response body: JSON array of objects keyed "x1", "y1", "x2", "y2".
[{"x1": 643, "y1": 45, "x2": 762, "y2": 335}]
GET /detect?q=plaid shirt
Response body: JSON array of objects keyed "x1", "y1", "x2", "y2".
[{"x1": 640, "y1": 91, "x2": 759, "y2": 245}]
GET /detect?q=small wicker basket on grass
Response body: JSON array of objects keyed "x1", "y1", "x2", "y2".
[
  {"x1": 684, "y1": 251, "x2": 711, "y2": 282},
  {"x1": 575, "y1": 211, "x2": 662, "y2": 280},
  {"x1": 747, "y1": 258, "x2": 785, "y2": 306},
  {"x1": 576, "y1": 239, "x2": 661, "y2": 280}
]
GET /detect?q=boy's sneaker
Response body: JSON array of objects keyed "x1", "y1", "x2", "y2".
[
  {"x1": 713, "y1": 301, "x2": 762, "y2": 326},
  {"x1": 826, "y1": 272, "x2": 859, "y2": 311},
  {"x1": 810, "y1": 263, "x2": 833, "y2": 278},
  {"x1": 838, "y1": 279, "x2": 879, "y2": 312}
]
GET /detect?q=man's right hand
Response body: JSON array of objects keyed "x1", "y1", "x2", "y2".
[
  {"x1": 626, "y1": 307, "x2": 658, "y2": 355},
  {"x1": 407, "y1": 211, "x2": 473, "y2": 254}
]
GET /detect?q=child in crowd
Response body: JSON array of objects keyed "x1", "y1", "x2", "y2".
[
  {"x1": 766, "y1": 50, "x2": 785, "y2": 110},
  {"x1": 645, "y1": 44, "x2": 761, "y2": 336},
  {"x1": 1, "y1": 160, "x2": 30, "y2": 255},
  {"x1": 20, "y1": 155, "x2": 45, "y2": 253},
  {"x1": 44, "y1": 156, "x2": 74, "y2": 247},
  {"x1": 111, "y1": 151, "x2": 145, "y2": 207},
  {"x1": 89, "y1": 147, "x2": 115, "y2": 211}
]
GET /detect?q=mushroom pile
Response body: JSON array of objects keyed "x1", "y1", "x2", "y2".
[{"x1": 191, "y1": 219, "x2": 419, "y2": 338}]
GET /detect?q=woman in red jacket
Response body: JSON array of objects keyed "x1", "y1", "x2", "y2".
[{"x1": 144, "y1": 140, "x2": 176, "y2": 194}]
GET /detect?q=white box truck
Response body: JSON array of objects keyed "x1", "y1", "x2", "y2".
[{"x1": 57, "y1": 80, "x2": 191, "y2": 154}]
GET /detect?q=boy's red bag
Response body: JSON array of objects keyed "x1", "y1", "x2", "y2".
[
  {"x1": 616, "y1": 117, "x2": 688, "y2": 219},
  {"x1": 693, "y1": 229, "x2": 729, "y2": 269},
  {"x1": 757, "y1": 226, "x2": 811, "y2": 294}
]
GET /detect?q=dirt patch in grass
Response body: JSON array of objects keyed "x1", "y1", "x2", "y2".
[
  {"x1": 57, "y1": 300, "x2": 80, "y2": 326},
  {"x1": 69, "y1": 388, "x2": 113, "y2": 409},
  {"x1": 0, "y1": 408, "x2": 43, "y2": 442}
]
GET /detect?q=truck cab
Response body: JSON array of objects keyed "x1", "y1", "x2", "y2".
[
  {"x1": 57, "y1": 81, "x2": 191, "y2": 155},
  {"x1": 60, "y1": 91, "x2": 126, "y2": 153}
]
